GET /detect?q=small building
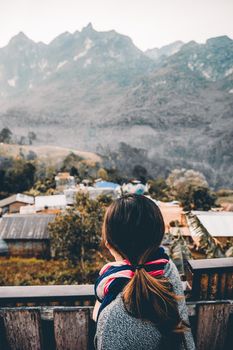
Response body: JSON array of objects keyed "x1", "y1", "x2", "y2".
[
  {"x1": 0, "y1": 194, "x2": 34, "y2": 215},
  {"x1": 0, "y1": 214, "x2": 56, "y2": 258},
  {"x1": 186, "y1": 210, "x2": 233, "y2": 247},
  {"x1": 87, "y1": 187, "x2": 118, "y2": 200},
  {"x1": 64, "y1": 182, "x2": 119, "y2": 204},
  {"x1": 158, "y1": 201, "x2": 185, "y2": 232},
  {"x1": 55, "y1": 172, "x2": 75, "y2": 192},
  {"x1": 63, "y1": 188, "x2": 80, "y2": 205},
  {"x1": 35, "y1": 195, "x2": 67, "y2": 211}
]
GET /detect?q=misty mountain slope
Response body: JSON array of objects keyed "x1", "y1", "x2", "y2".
[
  {"x1": 101, "y1": 37, "x2": 233, "y2": 139},
  {"x1": 145, "y1": 40, "x2": 184, "y2": 61},
  {"x1": 0, "y1": 27, "x2": 232, "y2": 187}
]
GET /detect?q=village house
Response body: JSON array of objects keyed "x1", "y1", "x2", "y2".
[
  {"x1": 158, "y1": 201, "x2": 185, "y2": 231},
  {"x1": 186, "y1": 210, "x2": 233, "y2": 247},
  {"x1": 0, "y1": 213, "x2": 55, "y2": 258},
  {"x1": 64, "y1": 181, "x2": 119, "y2": 204},
  {"x1": 35, "y1": 194, "x2": 67, "y2": 211},
  {"x1": 19, "y1": 194, "x2": 67, "y2": 214},
  {"x1": 0, "y1": 194, "x2": 34, "y2": 215},
  {"x1": 55, "y1": 172, "x2": 75, "y2": 192}
]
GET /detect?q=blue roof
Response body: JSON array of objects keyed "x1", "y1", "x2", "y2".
[{"x1": 95, "y1": 181, "x2": 119, "y2": 189}]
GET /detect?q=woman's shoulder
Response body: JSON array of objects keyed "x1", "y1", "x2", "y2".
[
  {"x1": 96, "y1": 293, "x2": 161, "y2": 350},
  {"x1": 164, "y1": 259, "x2": 184, "y2": 294}
]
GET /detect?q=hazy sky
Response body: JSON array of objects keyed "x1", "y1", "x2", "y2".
[{"x1": 0, "y1": 0, "x2": 233, "y2": 50}]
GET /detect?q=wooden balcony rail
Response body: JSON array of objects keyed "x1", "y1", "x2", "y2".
[{"x1": 0, "y1": 284, "x2": 95, "y2": 307}]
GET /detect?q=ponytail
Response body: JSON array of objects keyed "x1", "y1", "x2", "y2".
[{"x1": 123, "y1": 267, "x2": 188, "y2": 334}]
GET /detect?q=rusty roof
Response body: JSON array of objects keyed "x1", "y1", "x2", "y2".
[
  {"x1": 158, "y1": 202, "x2": 184, "y2": 230},
  {"x1": 0, "y1": 214, "x2": 56, "y2": 240}
]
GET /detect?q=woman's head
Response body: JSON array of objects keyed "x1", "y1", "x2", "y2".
[{"x1": 102, "y1": 194, "x2": 165, "y2": 264}]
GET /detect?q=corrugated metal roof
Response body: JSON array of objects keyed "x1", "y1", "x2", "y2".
[
  {"x1": 192, "y1": 211, "x2": 233, "y2": 237},
  {"x1": 0, "y1": 194, "x2": 34, "y2": 208},
  {"x1": 0, "y1": 214, "x2": 56, "y2": 240}
]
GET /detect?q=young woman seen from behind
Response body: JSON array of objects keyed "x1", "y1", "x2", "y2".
[{"x1": 94, "y1": 194, "x2": 195, "y2": 350}]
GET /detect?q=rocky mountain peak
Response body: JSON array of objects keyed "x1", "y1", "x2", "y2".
[
  {"x1": 206, "y1": 35, "x2": 232, "y2": 47},
  {"x1": 8, "y1": 32, "x2": 34, "y2": 47},
  {"x1": 145, "y1": 40, "x2": 184, "y2": 61},
  {"x1": 82, "y1": 22, "x2": 95, "y2": 33},
  {"x1": 49, "y1": 31, "x2": 73, "y2": 47}
]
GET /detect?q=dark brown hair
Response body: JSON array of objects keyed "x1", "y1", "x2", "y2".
[{"x1": 102, "y1": 194, "x2": 188, "y2": 337}]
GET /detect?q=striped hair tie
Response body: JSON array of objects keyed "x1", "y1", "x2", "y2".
[{"x1": 95, "y1": 247, "x2": 169, "y2": 318}]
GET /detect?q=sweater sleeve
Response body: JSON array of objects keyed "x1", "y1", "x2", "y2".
[{"x1": 164, "y1": 260, "x2": 196, "y2": 350}]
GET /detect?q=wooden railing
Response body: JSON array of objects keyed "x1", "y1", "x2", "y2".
[
  {"x1": 0, "y1": 284, "x2": 95, "y2": 307},
  {"x1": 0, "y1": 258, "x2": 232, "y2": 350}
]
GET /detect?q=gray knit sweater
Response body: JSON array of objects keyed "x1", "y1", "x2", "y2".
[{"x1": 95, "y1": 260, "x2": 196, "y2": 350}]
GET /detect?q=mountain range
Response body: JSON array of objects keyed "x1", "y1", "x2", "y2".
[{"x1": 0, "y1": 23, "x2": 233, "y2": 188}]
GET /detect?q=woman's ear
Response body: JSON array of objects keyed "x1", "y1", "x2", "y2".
[{"x1": 105, "y1": 242, "x2": 124, "y2": 261}]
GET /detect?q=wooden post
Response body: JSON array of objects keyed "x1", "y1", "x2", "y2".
[
  {"x1": 196, "y1": 302, "x2": 232, "y2": 350},
  {"x1": 3, "y1": 308, "x2": 43, "y2": 350},
  {"x1": 187, "y1": 258, "x2": 233, "y2": 301},
  {"x1": 54, "y1": 307, "x2": 91, "y2": 350}
]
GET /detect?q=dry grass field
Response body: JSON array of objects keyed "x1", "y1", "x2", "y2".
[
  {"x1": 0, "y1": 143, "x2": 102, "y2": 165},
  {"x1": 0, "y1": 257, "x2": 103, "y2": 286}
]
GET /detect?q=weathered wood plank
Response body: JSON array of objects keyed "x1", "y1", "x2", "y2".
[
  {"x1": 226, "y1": 273, "x2": 233, "y2": 298},
  {"x1": 0, "y1": 285, "x2": 94, "y2": 299},
  {"x1": 54, "y1": 307, "x2": 90, "y2": 350},
  {"x1": 40, "y1": 305, "x2": 93, "y2": 321},
  {"x1": 188, "y1": 258, "x2": 233, "y2": 271},
  {"x1": 196, "y1": 303, "x2": 232, "y2": 350},
  {"x1": 0, "y1": 285, "x2": 95, "y2": 307},
  {"x1": 200, "y1": 274, "x2": 208, "y2": 299},
  {"x1": 187, "y1": 258, "x2": 233, "y2": 301},
  {"x1": 3, "y1": 308, "x2": 43, "y2": 350},
  {"x1": 219, "y1": 273, "x2": 227, "y2": 299}
]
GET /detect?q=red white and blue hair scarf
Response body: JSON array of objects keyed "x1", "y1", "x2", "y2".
[{"x1": 95, "y1": 247, "x2": 169, "y2": 319}]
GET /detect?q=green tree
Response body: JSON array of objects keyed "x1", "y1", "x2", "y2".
[
  {"x1": 0, "y1": 128, "x2": 12, "y2": 143},
  {"x1": 148, "y1": 177, "x2": 170, "y2": 200},
  {"x1": 132, "y1": 165, "x2": 148, "y2": 183},
  {"x1": 166, "y1": 168, "x2": 208, "y2": 198},
  {"x1": 49, "y1": 193, "x2": 107, "y2": 267},
  {"x1": 179, "y1": 186, "x2": 216, "y2": 211},
  {"x1": 61, "y1": 153, "x2": 83, "y2": 171},
  {"x1": 105, "y1": 168, "x2": 123, "y2": 184},
  {"x1": 70, "y1": 166, "x2": 79, "y2": 177},
  {"x1": 27, "y1": 150, "x2": 38, "y2": 161},
  {"x1": 19, "y1": 136, "x2": 27, "y2": 145},
  {"x1": 166, "y1": 168, "x2": 216, "y2": 209},
  {"x1": 4, "y1": 159, "x2": 36, "y2": 194},
  {"x1": 97, "y1": 168, "x2": 108, "y2": 181},
  {"x1": 28, "y1": 131, "x2": 37, "y2": 145}
]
